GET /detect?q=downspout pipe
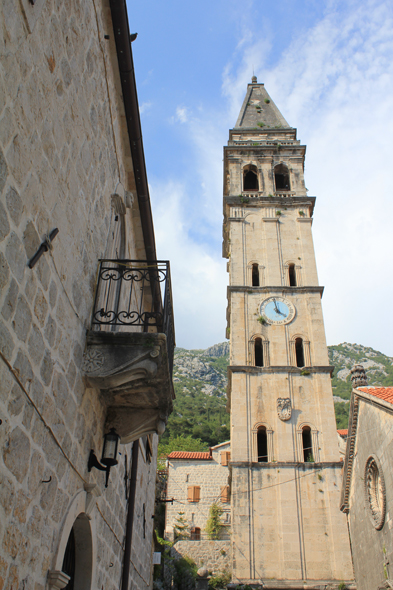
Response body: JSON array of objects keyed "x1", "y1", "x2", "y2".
[
  {"x1": 121, "y1": 440, "x2": 139, "y2": 590},
  {"x1": 109, "y1": 0, "x2": 157, "y2": 263}
]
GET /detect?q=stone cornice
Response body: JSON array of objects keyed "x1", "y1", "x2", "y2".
[
  {"x1": 228, "y1": 285, "x2": 324, "y2": 296},
  {"x1": 230, "y1": 461, "x2": 344, "y2": 469},
  {"x1": 228, "y1": 365, "x2": 334, "y2": 376}
]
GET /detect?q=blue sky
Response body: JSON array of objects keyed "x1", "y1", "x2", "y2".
[{"x1": 127, "y1": 0, "x2": 393, "y2": 355}]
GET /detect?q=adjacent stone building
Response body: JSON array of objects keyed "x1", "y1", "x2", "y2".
[
  {"x1": 164, "y1": 443, "x2": 231, "y2": 572},
  {"x1": 0, "y1": 2, "x2": 174, "y2": 590},
  {"x1": 341, "y1": 374, "x2": 393, "y2": 589},
  {"x1": 223, "y1": 78, "x2": 354, "y2": 587}
]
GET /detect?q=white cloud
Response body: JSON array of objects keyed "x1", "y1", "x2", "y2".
[
  {"x1": 139, "y1": 101, "x2": 152, "y2": 114},
  {"x1": 149, "y1": 180, "x2": 228, "y2": 349},
  {"x1": 220, "y1": 0, "x2": 393, "y2": 354}
]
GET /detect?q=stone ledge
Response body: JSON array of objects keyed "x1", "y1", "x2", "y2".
[{"x1": 228, "y1": 365, "x2": 334, "y2": 376}]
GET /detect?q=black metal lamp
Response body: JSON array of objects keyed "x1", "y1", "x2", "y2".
[{"x1": 88, "y1": 428, "x2": 120, "y2": 487}]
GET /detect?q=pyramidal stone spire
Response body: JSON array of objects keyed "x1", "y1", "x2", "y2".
[{"x1": 235, "y1": 76, "x2": 291, "y2": 129}]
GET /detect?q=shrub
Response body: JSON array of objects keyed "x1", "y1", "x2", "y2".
[
  {"x1": 209, "y1": 571, "x2": 232, "y2": 590},
  {"x1": 257, "y1": 316, "x2": 267, "y2": 325},
  {"x1": 205, "y1": 503, "x2": 224, "y2": 540}
]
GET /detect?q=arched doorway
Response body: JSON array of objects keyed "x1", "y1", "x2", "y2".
[{"x1": 62, "y1": 514, "x2": 93, "y2": 590}]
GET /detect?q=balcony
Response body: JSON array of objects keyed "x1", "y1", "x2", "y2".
[{"x1": 82, "y1": 260, "x2": 175, "y2": 443}]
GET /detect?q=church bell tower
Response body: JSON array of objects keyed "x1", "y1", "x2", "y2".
[{"x1": 223, "y1": 78, "x2": 354, "y2": 587}]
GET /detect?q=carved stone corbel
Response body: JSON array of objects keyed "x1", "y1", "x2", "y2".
[
  {"x1": 47, "y1": 571, "x2": 70, "y2": 590},
  {"x1": 83, "y1": 483, "x2": 101, "y2": 519}
]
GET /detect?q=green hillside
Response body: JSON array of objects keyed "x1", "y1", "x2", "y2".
[{"x1": 162, "y1": 341, "x2": 393, "y2": 447}]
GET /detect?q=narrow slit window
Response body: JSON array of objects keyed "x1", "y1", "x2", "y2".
[
  {"x1": 274, "y1": 164, "x2": 290, "y2": 191},
  {"x1": 252, "y1": 263, "x2": 259, "y2": 286},
  {"x1": 190, "y1": 527, "x2": 201, "y2": 540},
  {"x1": 302, "y1": 426, "x2": 313, "y2": 462},
  {"x1": 257, "y1": 427, "x2": 268, "y2": 462},
  {"x1": 255, "y1": 338, "x2": 263, "y2": 367},
  {"x1": 244, "y1": 168, "x2": 258, "y2": 191},
  {"x1": 288, "y1": 264, "x2": 296, "y2": 286},
  {"x1": 295, "y1": 338, "x2": 305, "y2": 367}
]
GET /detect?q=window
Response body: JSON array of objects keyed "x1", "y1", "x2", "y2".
[
  {"x1": 187, "y1": 486, "x2": 201, "y2": 502},
  {"x1": 254, "y1": 338, "x2": 263, "y2": 367},
  {"x1": 220, "y1": 451, "x2": 231, "y2": 466},
  {"x1": 252, "y1": 263, "x2": 259, "y2": 286},
  {"x1": 243, "y1": 165, "x2": 259, "y2": 191},
  {"x1": 274, "y1": 164, "x2": 290, "y2": 191},
  {"x1": 295, "y1": 338, "x2": 305, "y2": 368},
  {"x1": 288, "y1": 264, "x2": 296, "y2": 287},
  {"x1": 190, "y1": 527, "x2": 201, "y2": 540},
  {"x1": 302, "y1": 426, "x2": 313, "y2": 462},
  {"x1": 257, "y1": 427, "x2": 268, "y2": 462},
  {"x1": 220, "y1": 486, "x2": 230, "y2": 503},
  {"x1": 62, "y1": 527, "x2": 75, "y2": 590}
]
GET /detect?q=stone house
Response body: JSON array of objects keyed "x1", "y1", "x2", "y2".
[
  {"x1": 164, "y1": 442, "x2": 231, "y2": 573},
  {"x1": 0, "y1": 2, "x2": 174, "y2": 590},
  {"x1": 341, "y1": 370, "x2": 393, "y2": 589}
]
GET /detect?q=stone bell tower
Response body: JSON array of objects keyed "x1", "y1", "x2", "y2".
[{"x1": 223, "y1": 78, "x2": 354, "y2": 587}]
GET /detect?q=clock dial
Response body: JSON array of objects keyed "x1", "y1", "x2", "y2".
[{"x1": 260, "y1": 297, "x2": 295, "y2": 325}]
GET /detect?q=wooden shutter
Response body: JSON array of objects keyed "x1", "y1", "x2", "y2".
[
  {"x1": 221, "y1": 451, "x2": 231, "y2": 466},
  {"x1": 187, "y1": 486, "x2": 201, "y2": 502},
  {"x1": 221, "y1": 485, "x2": 230, "y2": 503}
]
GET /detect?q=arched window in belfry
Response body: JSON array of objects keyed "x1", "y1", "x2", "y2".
[
  {"x1": 257, "y1": 426, "x2": 268, "y2": 463},
  {"x1": 274, "y1": 163, "x2": 290, "y2": 191},
  {"x1": 288, "y1": 263, "x2": 297, "y2": 286},
  {"x1": 243, "y1": 165, "x2": 259, "y2": 191},
  {"x1": 302, "y1": 426, "x2": 313, "y2": 462},
  {"x1": 252, "y1": 263, "x2": 260, "y2": 286},
  {"x1": 295, "y1": 338, "x2": 305, "y2": 368},
  {"x1": 255, "y1": 338, "x2": 263, "y2": 367}
]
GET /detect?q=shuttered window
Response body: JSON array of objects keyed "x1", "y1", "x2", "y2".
[
  {"x1": 221, "y1": 451, "x2": 231, "y2": 466},
  {"x1": 187, "y1": 486, "x2": 201, "y2": 502},
  {"x1": 220, "y1": 485, "x2": 230, "y2": 503}
]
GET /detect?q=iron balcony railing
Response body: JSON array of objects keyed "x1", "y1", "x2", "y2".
[{"x1": 91, "y1": 259, "x2": 175, "y2": 376}]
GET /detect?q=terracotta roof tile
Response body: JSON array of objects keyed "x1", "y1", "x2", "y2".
[
  {"x1": 337, "y1": 429, "x2": 348, "y2": 436},
  {"x1": 167, "y1": 451, "x2": 211, "y2": 460},
  {"x1": 358, "y1": 387, "x2": 393, "y2": 405}
]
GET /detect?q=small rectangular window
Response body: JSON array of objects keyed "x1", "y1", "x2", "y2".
[
  {"x1": 220, "y1": 486, "x2": 230, "y2": 503},
  {"x1": 220, "y1": 451, "x2": 231, "y2": 466},
  {"x1": 187, "y1": 486, "x2": 201, "y2": 502}
]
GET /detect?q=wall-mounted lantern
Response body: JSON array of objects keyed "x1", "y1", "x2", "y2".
[{"x1": 88, "y1": 428, "x2": 120, "y2": 487}]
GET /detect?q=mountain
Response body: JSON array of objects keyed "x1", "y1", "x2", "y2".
[{"x1": 164, "y1": 342, "x2": 393, "y2": 445}]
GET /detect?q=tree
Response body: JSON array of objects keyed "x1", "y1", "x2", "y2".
[
  {"x1": 157, "y1": 435, "x2": 208, "y2": 469},
  {"x1": 174, "y1": 511, "x2": 189, "y2": 540},
  {"x1": 205, "y1": 503, "x2": 224, "y2": 540}
]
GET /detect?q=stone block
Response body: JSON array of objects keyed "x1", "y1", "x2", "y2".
[
  {"x1": 3, "y1": 426, "x2": 31, "y2": 483},
  {"x1": 44, "y1": 315, "x2": 56, "y2": 347},
  {"x1": 33, "y1": 289, "x2": 48, "y2": 327},
  {"x1": 48, "y1": 280, "x2": 57, "y2": 308},
  {"x1": 40, "y1": 349, "x2": 54, "y2": 385},
  {"x1": 0, "y1": 320, "x2": 15, "y2": 358},
  {"x1": 13, "y1": 490, "x2": 31, "y2": 524},
  {"x1": 28, "y1": 324, "x2": 45, "y2": 365},
  {"x1": 39, "y1": 471, "x2": 57, "y2": 511},
  {"x1": 0, "y1": 107, "x2": 14, "y2": 147},
  {"x1": 0, "y1": 146, "x2": 8, "y2": 194},
  {"x1": 0, "y1": 251, "x2": 10, "y2": 291},
  {"x1": 13, "y1": 350, "x2": 33, "y2": 386},
  {"x1": 12, "y1": 294, "x2": 32, "y2": 340},
  {"x1": 0, "y1": 200, "x2": 10, "y2": 242},
  {"x1": 8, "y1": 383, "x2": 24, "y2": 416},
  {"x1": 5, "y1": 231, "x2": 25, "y2": 283},
  {"x1": 27, "y1": 451, "x2": 44, "y2": 496},
  {"x1": 4, "y1": 186, "x2": 23, "y2": 227}
]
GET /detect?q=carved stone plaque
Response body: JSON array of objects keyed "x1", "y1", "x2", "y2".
[{"x1": 277, "y1": 397, "x2": 291, "y2": 421}]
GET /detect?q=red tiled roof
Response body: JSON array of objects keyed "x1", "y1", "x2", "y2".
[
  {"x1": 358, "y1": 387, "x2": 393, "y2": 405},
  {"x1": 167, "y1": 451, "x2": 211, "y2": 460},
  {"x1": 337, "y1": 429, "x2": 348, "y2": 436}
]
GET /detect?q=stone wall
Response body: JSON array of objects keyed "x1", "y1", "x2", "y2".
[
  {"x1": 0, "y1": 2, "x2": 156, "y2": 590},
  {"x1": 348, "y1": 397, "x2": 393, "y2": 590},
  {"x1": 165, "y1": 444, "x2": 231, "y2": 540},
  {"x1": 173, "y1": 540, "x2": 231, "y2": 574}
]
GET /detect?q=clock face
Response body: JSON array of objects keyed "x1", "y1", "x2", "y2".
[{"x1": 260, "y1": 297, "x2": 295, "y2": 325}]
